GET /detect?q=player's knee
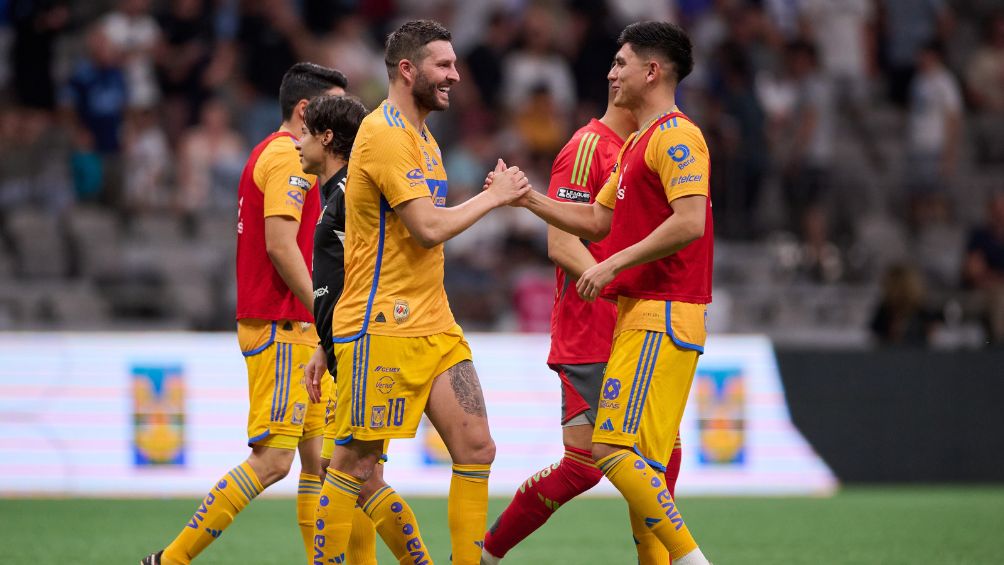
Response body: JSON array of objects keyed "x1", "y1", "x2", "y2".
[
  {"x1": 464, "y1": 435, "x2": 496, "y2": 466},
  {"x1": 591, "y1": 442, "x2": 620, "y2": 464},
  {"x1": 358, "y1": 474, "x2": 388, "y2": 503},
  {"x1": 248, "y1": 449, "x2": 295, "y2": 486}
]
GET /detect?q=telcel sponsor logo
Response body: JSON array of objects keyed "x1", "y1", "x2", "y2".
[{"x1": 671, "y1": 173, "x2": 702, "y2": 186}]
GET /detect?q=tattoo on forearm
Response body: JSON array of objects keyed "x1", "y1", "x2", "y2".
[{"x1": 449, "y1": 361, "x2": 486, "y2": 417}]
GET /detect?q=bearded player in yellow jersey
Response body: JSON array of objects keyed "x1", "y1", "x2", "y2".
[{"x1": 311, "y1": 20, "x2": 531, "y2": 565}]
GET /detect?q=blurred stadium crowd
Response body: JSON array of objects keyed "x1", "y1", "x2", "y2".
[{"x1": 0, "y1": 0, "x2": 1002, "y2": 348}]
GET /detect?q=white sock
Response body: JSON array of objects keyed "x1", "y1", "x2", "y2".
[
  {"x1": 480, "y1": 548, "x2": 502, "y2": 565},
  {"x1": 674, "y1": 547, "x2": 710, "y2": 565}
]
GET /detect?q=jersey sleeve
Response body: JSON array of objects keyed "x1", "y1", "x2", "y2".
[
  {"x1": 547, "y1": 135, "x2": 592, "y2": 202},
  {"x1": 360, "y1": 126, "x2": 429, "y2": 208},
  {"x1": 595, "y1": 135, "x2": 632, "y2": 210},
  {"x1": 645, "y1": 125, "x2": 710, "y2": 203},
  {"x1": 255, "y1": 137, "x2": 317, "y2": 221}
]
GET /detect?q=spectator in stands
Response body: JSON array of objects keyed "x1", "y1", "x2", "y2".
[
  {"x1": 0, "y1": 107, "x2": 73, "y2": 211},
  {"x1": 780, "y1": 40, "x2": 835, "y2": 234},
  {"x1": 906, "y1": 40, "x2": 962, "y2": 198},
  {"x1": 101, "y1": 0, "x2": 161, "y2": 110},
  {"x1": 870, "y1": 263, "x2": 940, "y2": 346},
  {"x1": 709, "y1": 13, "x2": 769, "y2": 239},
  {"x1": 799, "y1": 0, "x2": 879, "y2": 165},
  {"x1": 514, "y1": 83, "x2": 568, "y2": 159},
  {"x1": 798, "y1": 206, "x2": 843, "y2": 284},
  {"x1": 155, "y1": 0, "x2": 217, "y2": 144},
  {"x1": 965, "y1": 13, "x2": 1004, "y2": 164},
  {"x1": 568, "y1": 0, "x2": 620, "y2": 116},
  {"x1": 60, "y1": 25, "x2": 128, "y2": 208},
  {"x1": 880, "y1": 0, "x2": 952, "y2": 106},
  {"x1": 8, "y1": 0, "x2": 70, "y2": 110},
  {"x1": 235, "y1": 0, "x2": 315, "y2": 143},
  {"x1": 502, "y1": 5, "x2": 576, "y2": 118},
  {"x1": 122, "y1": 108, "x2": 170, "y2": 212},
  {"x1": 175, "y1": 97, "x2": 245, "y2": 221},
  {"x1": 963, "y1": 191, "x2": 1004, "y2": 344},
  {"x1": 315, "y1": 14, "x2": 386, "y2": 108},
  {"x1": 464, "y1": 8, "x2": 513, "y2": 113}
]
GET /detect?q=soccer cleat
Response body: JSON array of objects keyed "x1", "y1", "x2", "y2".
[
  {"x1": 480, "y1": 548, "x2": 502, "y2": 565},
  {"x1": 139, "y1": 550, "x2": 163, "y2": 565}
]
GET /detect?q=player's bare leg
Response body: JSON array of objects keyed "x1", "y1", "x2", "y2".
[{"x1": 426, "y1": 360, "x2": 495, "y2": 565}]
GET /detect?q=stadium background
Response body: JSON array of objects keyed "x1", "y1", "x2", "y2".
[{"x1": 1, "y1": 0, "x2": 1003, "y2": 563}]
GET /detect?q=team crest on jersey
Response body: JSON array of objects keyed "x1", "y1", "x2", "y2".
[
  {"x1": 371, "y1": 405, "x2": 386, "y2": 429},
  {"x1": 393, "y1": 300, "x2": 410, "y2": 323},
  {"x1": 291, "y1": 402, "x2": 306, "y2": 425}
]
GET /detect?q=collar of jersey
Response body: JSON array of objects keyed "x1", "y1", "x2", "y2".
[
  {"x1": 630, "y1": 105, "x2": 680, "y2": 150},
  {"x1": 383, "y1": 100, "x2": 430, "y2": 141}
]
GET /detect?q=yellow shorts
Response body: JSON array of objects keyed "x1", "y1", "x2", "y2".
[
  {"x1": 592, "y1": 329, "x2": 700, "y2": 470},
  {"x1": 331, "y1": 324, "x2": 472, "y2": 443},
  {"x1": 241, "y1": 323, "x2": 333, "y2": 450}
]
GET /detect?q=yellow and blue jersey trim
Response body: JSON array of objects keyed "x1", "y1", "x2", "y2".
[
  {"x1": 333, "y1": 198, "x2": 390, "y2": 343},
  {"x1": 382, "y1": 102, "x2": 407, "y2": 129}
]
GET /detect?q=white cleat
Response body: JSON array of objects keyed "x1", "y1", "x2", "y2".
[{"x1": 480, "y1": 548, "x2": 502, "y2": 565}]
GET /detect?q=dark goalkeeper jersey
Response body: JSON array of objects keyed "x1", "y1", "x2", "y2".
[{"x1": 312, "y1": 166, "x2": 348, "y2": 374}]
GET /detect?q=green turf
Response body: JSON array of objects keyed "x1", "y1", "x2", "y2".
[{"x1": 1, "y1": 487, "x2": 1002, "y2": 564}]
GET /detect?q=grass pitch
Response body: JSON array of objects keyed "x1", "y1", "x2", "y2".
[{"x1": 2, "y1": 487, "x2": 1001, "y2": 564}]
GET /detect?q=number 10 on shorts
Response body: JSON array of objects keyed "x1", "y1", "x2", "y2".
[{"x1": 371, "y1": 398, "x2": 406, "y2": 429}]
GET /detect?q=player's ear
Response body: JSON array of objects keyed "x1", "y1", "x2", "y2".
[
  {"x1": 295, "y1": 98, "x2": 310, "y2": 121},
  {"x1": 646, "y1": 60, "x2": 659, "y2": 84},
  {"x1": 398, "y1": 59, "x2": 414, "y2": 84},
  {"x1": 321, "y1": 129, "x2": 333, "y2": 146}
]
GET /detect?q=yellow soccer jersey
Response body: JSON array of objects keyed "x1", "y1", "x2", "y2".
[
  {"x1": 332, "y1": 100, "x2": 455, "y2": 340},
  {"x1": 253, "y1": 134, "x2": 317, "y2": 222}
]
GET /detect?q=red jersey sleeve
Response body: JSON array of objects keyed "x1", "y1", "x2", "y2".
[{"x1": 548, "y1": 131, "x2": 600, "y2": 203}]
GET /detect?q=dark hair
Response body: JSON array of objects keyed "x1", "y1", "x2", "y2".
[
  {"x1": 279, "y1": 62, "x2": 348, "y2": 121},
  {"x1": 384, "y1": 20, "x2": 452, "y2": 79},
  {"x1": 785, "y1": 39, "x2": 818, "y2": 63},
  {"x1": 618, "y1": 21, "x2": 694, "y2": 83},
  {"x1": 303, "y1": 95, "x2": 367, "y2": 159},
  {"x1": 919, "y1": 38, "x2": 946, "y2": 60}
]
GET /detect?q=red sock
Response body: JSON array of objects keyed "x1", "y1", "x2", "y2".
[
  {"x1": 483, "y1": 445, "x2": 602, "y2": 558},
  {"x1": 665, "y1": 438, "x2": 682, "y2": 499},
  {"x1": 665, "y1": 438, "x2": 683, "y2": 564}
]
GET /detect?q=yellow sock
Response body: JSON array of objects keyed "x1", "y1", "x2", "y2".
[
  {"x1": 449, "y1": 464, "x2": 490, "y2": 565},
  {"x1": 162, "y1": 462, "x2": 263, "y2": 564},
  {"x1": 631, "y1": 509, "x2": 671, "y2": 565},
  {"x1": 314, "y1": 469, "x2": 362, "y2": 565},
  {"x1": 347, "y1": 504, "x2": 378, "y2": 565},
  {"x1": 362, "y1": 486, "x2": 433, "y2": 565},
  {"x1": 597, "y1": 450, "x2": 697, "y2": 560},
  {"x1": 297, "y1": 473, "x2": 323, "y2": 563}
]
